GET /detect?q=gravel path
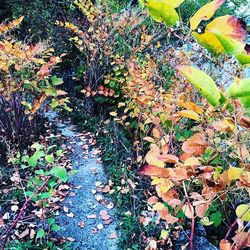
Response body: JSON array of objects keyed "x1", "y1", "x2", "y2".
[{"x1": 47, "y1": 112, "x2": 118, "y2": 250}]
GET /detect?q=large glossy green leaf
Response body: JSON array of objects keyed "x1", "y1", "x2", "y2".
[
  {"x1": 177, "y1": 65, "x2": 224, "y2": 106},
  {"x1": 145, "y1": 0, "x2": 184, "y2": 26},
  {"x1": 227, "y1": 78, "x2": 250, "y2": 98}
]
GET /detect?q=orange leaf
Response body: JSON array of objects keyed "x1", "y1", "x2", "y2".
[
  {"x1": 138, "y1": 165, "x2": 170, "y2": 178},
  {"x1": 219, "y1": 239, "x2": 232, "y2": 250},
  {"x1": 182, "y1": 133, "x2": 206, "y2": 155},
  {"x1": 158, "y1": 154, "x2": 179, "y2": 164}
]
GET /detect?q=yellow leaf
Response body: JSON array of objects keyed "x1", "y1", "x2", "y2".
[
  {"x1": 109, "y1": 111, "x2": 117, "y2": 117},
  {"x1": 160, "y1": 229, "x2": 169, "y2": 240},
  {"x1": 183, "y1": 157, "x2": 200, "y2": 166},
  {"x1": 193, "y1": 31, "x2": 224, "y2": 55},
  {"x1": 145, "y1": 0, "x2": 180, "y2": 26},
  {"x1": 152, "y1": 202, "x2": 165, "y2": 211},
  {"x1": 177, "y1": 110, "x2": 200, "y2": 121},
  {"x1": 177, "y1": 101, "x2": 204, "y2": 114},
  {"x1": 157, "y1": 179, "x2": 174, "y2": 193},
  {"x1": 145, "y1": 144, "x2": 165, "y2": 167},
  {"x1": 190, "y1": 0, "x2": 225, "y2": 30},
  {"x1": 227, "y1": 167, "x2": 243, "y2": 182},
  {"x1": 235, "y1": 204, "x2": 250, "y2": 221},
  {"x1": 206, "y1": 16, "x2": 246, "y2": 43}
]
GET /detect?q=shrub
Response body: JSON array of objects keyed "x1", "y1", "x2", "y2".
[{"x1": 0, "y1": 17, "x2": 70, "y2": 148}]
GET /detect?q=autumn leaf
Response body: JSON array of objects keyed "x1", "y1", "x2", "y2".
[
  {"x1": 145, "y1": 144, "x2": 165, "y2": 167},
  {"x1": 138, "y1": 165, "x2": 170, "y2": 178},
  {"x1": 157, "y1": 154, "x2": 179, "y2": 164},
  {"x1": 152, "y1": 202, "x2": 165, "y2": 211},
  {"x1": 182, "y1": 133, "x2": 206, "y2": 155},
  {"x1": 177, "y1": 101, "x2": 204, "y2": 114},
  {"x1": 99, "y1": 210, "x2": 110, "y2": 220},
  {"x1": 148, "y1": 196, "x2": 159, "y2": 205},
  {"x1": 219, "y1": 239, "x2": 232, "y2": 250},
  {"x1": 183, "y1": 157, "x2": 200, "y2": 166},
  {"x1": 227, "y1": 167, "x2": 243, "y2": 182},
  {"x1": 190, "y1": 0, "x2": 225, "y2": 30},
  {"x1": 182, "y1": 203, "x2": 194, "y2": 219},
  {"x1": 176, "y1": 110, "x2": 200, "y2": 121},
  {"x1": 212, "y1": 119, "x2": 235, "y2": 132}
]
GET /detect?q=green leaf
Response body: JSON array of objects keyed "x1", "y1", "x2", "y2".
[
  {"x1": 35, "y1": 169, "x2": 44, "y2": 175},
  {"x1": 36, "y1": 229, "x2": 45, "y2": 239},
  {"x1": 210, "y1": 212, "x2": 222, "y2": 227},
  {"x1": 51, "y1": 224, "x2": 60, "y2": 232},
  {"x1": 48, "y1": 218, "x2": 55, "y2": 225},
  {"x1": 40, "y1": 192, "x2": 51, "y2": 199},
  {"x1": 31, "y1": 142, "x2": 44, "y2": 151},
  {"x1": 145, "y1": 0, "x2": 180, "y2": 27},
  {"x1": 45, "y1": 154, "x2": 54, "y2": 163},
  {"x1": 51, "y1": 100, "x2": 59, "y2": 109},
  {"x1": 56, "y1": 149, "x2": 63, "y2": 157},
  {"x1": 51, "y1": 166, "x2": 68, "y2": 182},
  {"x1": 177, "y1": 65, "x2": 225, "y2": 106},
  {"x1": 27, "y1": 155, "x2": 38, "y2": 167},
  {"x1": 25, "y1": 191, "x2": 34, "y2": 197},
  {"x1": 51, "y1": 75, "x2": 63, "y2": 86},
  {"x1": 236, "y1": 204, "x2": 250, "y2": 221},
  {"x1": 227, "y1": 78, "x2": 250, "y2": 98}
]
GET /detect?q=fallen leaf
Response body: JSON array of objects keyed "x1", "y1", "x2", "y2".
[
  {"x1": 99, "y1": 210, "x2": 110, "y2": 220},
  {"x1": 66, "y1": 212, "x2": 74, "y2": 218},
  {"x1": 11, "y1": 205, "x2": 19, "y2": 212},
  {"x1": 108, "y1": 232, "x2": 117, "y2": 239},
  {"x1": 87, "y1": 214, "x2": 97, "y2": 219},
  {"x1": 63, "y1": 206, "x2": 69, "y2": 213},
  {"x1": 97, "y1": 223, "x2": 104, "y2": 230},
  {"x1": 78, "y1": 222, "x2": 85, "y2": 228},
  {"x1": 148, "y1": 196, "x2": 159, "y2": 205},
  {"x1": 67, "y1": 237, "x2": 75, "y2": 242}
]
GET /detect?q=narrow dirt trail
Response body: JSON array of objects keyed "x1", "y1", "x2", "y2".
[{"x1": 47, "y1": 112, "x2": 118, "y2": 250}]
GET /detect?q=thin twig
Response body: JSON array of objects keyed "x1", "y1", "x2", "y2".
[
  {"x1": 1, "y1": 178, "x2": 49, "y2": 250},
  {"x1": 183, "y1": 181, "x2": 194, "y2": 250}
]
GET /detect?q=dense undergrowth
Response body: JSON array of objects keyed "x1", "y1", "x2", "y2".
[{"x1": 0, "y1": 0, "x2": 250, "y2": 249}]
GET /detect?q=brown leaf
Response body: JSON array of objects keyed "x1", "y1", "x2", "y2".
[
  {"x1": 108, "y1": 232, "x2": 117, "y2": 239},
  {"x1": 138, "y1": 165, "x2": 170, "y2": 178},
  {"x1": 219, "y1": 239, "x2": 232, "y2": 250},
  {"x1": 77, "y1": 222, "x2": 85, "y2": 228},
  {"x1": 67, "y1": 237, "x2": 75, "y2": 242},
  {"x1": 87, "y1": 214, "x2": 97, "y2": 219},
  {"x1": 99, "y1": 210, "x2": 110, "y2": 221},
  {"x1": 147, "y1": 196, "x2": 159, "y2": 205}
]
